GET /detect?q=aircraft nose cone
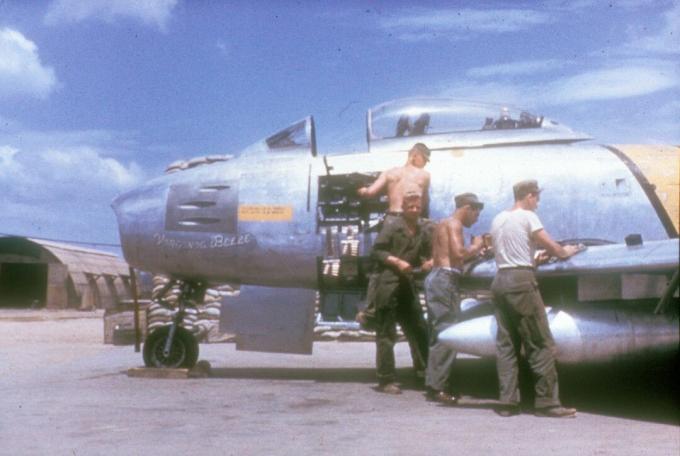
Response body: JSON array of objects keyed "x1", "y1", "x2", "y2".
[{"x1": 438, "y1": 315, "x2": 497, "y2": 358}]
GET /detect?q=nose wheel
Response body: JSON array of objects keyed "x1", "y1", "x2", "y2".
[
  {"x1": 143, "y1": 326, "x2": 199, "y2": 368},
  {"x1": 142, "y1": 279, "x2": 204, "y2": 368}
]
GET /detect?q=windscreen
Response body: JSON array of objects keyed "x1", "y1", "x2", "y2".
[{"x1": 265, "y1": 116, "x2": 316, "y2": 156}]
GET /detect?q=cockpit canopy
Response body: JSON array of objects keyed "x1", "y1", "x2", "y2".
[
  {"x1": 367, "y1": 98, "x2": 590, "y2": 151},
  {"x1": 368, "y1": 98, "x2": 543, "y2": 140},
  {"x1": 237, "y1": 98, "x2": 591, "y2": 159}
]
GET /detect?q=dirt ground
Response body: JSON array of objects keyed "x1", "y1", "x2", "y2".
[{"x1": 0, "y1": 310, "x2": 678, "y2": 455}]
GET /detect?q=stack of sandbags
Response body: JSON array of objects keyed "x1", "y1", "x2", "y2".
[
  {"x1": 313, "y1": 326, "x2": 376, "y2": 341},
  {"x1": 203, "y1": 284, "x2": 239, "y2": 343},
  {"x1": 151, "y1": 275, "x2": 177, "y2": 301},
  {"x1": 146, "y1": 301, "x2": 198, "y2": 335},
  {"x1": 311, "y1": 290, "x2": 428, "y2": 342},
  {"x1": 146, "y1": 275, "x2": 238, "y2": 343},
  {"x1": 195, "y1": 288, "x2": 223, "y2": 343}
]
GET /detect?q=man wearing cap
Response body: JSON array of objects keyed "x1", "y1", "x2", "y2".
[
  {"x1": 370, "y1": 187, "x2": 432, "y2": 394},
  {"x1": 356, "y1": 143, "x2": 431, "y2": 331},
  {"x1": 490, "y1": 179, "x2": 580, "y2": 418},
  {"x1": 424, "y1": 193, "x2": 486, "y2": 404},
  {"x1": 357, "y1": 142, "x2": 431, "y2": 215}
]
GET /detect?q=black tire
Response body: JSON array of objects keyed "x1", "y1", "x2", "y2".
[{"x1": 143, "y1": 326, "x2": 199, "y2": 368}]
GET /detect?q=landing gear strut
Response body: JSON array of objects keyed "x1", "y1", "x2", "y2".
[{"x1": 143, "y1": 280, "x2": 204, "y2": 368}]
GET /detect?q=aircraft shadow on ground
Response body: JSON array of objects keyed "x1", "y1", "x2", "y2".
[
  {"x1": 555, "y1": 354, "x2": 679, "y2": 426},
  {"x1": 208, "y1": 353, "x2": 678, "y2": 425}
]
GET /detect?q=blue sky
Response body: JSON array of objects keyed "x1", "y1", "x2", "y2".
[{"x1": 0, "y1": 0, "x2": 678, "y2": 251}]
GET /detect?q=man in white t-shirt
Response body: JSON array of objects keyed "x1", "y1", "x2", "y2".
[{"x1": 490, "y1": 179, "x2": 580, "y2": 418}]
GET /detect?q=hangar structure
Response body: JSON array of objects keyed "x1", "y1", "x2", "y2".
[{"x1": 0, "y1": 236, "x2": 132, "y2": 309}]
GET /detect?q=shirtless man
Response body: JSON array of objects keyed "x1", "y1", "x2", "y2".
[
  {"x1": 356, "y1": 144, "x2": 431, "y2": 377},
  {"x1": 424, "y1": 193, "x2": 485, "y2": 404},
  {"x1": 357, "y1": 142, "x2": 431, "y2": 215},
  {"x1": 356, "y1": 143, "x2": 431, "y2": 332}
]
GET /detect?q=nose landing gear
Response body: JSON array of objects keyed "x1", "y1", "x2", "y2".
[{"x1": 143, "y1": 280, "x2": 204, "y2": 368}]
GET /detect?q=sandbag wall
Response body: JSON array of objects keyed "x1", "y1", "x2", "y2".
[{"x1": 146, "y1": 275, "x2": 238, "y2": 343}]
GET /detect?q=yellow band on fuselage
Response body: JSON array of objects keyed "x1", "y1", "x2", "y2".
[{"x1": 614, "y1": 145, "x2": 679, "y2": 234}]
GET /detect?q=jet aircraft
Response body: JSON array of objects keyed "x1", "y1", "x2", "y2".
[{"x1": 112, "y1": 98, "x2": 679, "y2": 368}]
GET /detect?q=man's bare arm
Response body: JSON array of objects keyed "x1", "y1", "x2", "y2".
[
  {"x1": 385, "y1": 255, "x2": 412, "y2": 274},
  {"x1": 532, "y1": 229, "x2": 579, "y2": 259},
  {"x1": 450, "y1": 220, "x2": 483, "y2": 262},
  {"x1": 358, "y1": 171, "x2": 388, "y2": 198}
]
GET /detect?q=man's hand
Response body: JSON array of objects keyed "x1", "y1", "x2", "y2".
[
  {"x1": 467, "y1": 235, "x2": 484, "y2": 258},
  {"x1": 533, "y1": 229, "x2": 583, "y2": 260},
  {"x1": 421, "y1": 258, "x2": 433, "y2": 272},
  {"x1": 562, "y1": 244, "x2": 581, "y2": 258},
  {"x1": 481, "y1": 233, "x2": 493, "y2": 255},
  {"x1": 471, "y1": 235, "x2": 483, "y2": 251},
  {"x1": 386, "y1": 255, "x2": 412, "y2": 274},
  {"x1": 357, "y1": 186, "x2": 369, "y2": 197},
  {"x1": 396, "y1": 259, "x2": 413, "y2": 275},
  {"x1": 534, "y1": 249, "x2": 550, "y2": 265},
  {"x1": 535, "y1": 244, "x2": 582, "y2": 265}
]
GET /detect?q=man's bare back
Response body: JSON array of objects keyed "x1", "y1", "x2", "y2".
[{"x1": 357, "y1": 143, "x2": 431, "y2": 214}]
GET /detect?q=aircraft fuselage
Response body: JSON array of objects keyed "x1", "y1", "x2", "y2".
[{"x1": 113, "y1": 143, "x2": 676, "y2": 287}]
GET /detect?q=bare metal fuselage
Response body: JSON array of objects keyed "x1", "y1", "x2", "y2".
[
  {"x1": 112, "y1": 99, "x2": 679, "y2": 362},
  {"x1": 113, "y1": 143, "x2": 675, "y2": 286}
]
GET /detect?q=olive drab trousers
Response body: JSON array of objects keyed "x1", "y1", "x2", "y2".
[
  {"x1": 491, "y1": 268, "x2": 561, "y2": 409},
  {"x1": 374, "y1": 278, "x2": 429, "y2": 385}
]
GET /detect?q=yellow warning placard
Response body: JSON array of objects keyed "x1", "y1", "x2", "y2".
[{"x1": 238, "y1": 205, "x2": 293, "y2": 222}]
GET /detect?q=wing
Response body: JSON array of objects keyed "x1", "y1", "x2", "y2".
[
  {"x1": 442, "y1": 239, "x2": 679, "y2": 363},
  {"x1": 468, "y1": 238, "x2": 678, "y2": 278}
]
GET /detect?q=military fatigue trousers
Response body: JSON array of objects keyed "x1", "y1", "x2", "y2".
[
  {"x1": 375, "y1": 278, "x2": 429, "y2": 385},
  {"x1": 424, "y1": 267, "x2": 461, "y2": 393},
  {"x1": 492, "y1": 268, "x2": 561, "y2": 409}
]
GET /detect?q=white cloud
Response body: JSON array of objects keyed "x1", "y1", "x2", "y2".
[
  {"x1": 552, "y1": 0, "x2": 659, "y2": 11},
  {"x1": 45, "y1": 0, "x2": 178, "y2": 31},
  {"x1": 449, "y1": 59, "x2": 678, "y2": 106},
  {"x1": 437, "y1": 80, "x2": 528, "y2": 106},
  {"x1": 380, "y1": 8, "x2": 553, "y2": 41},
  {"x1": 623, "y1": 2, "x2": 680, "y2": 55},
  {"x1": 435, "y1": 59, "x2": 680, "y2": 143},
  {"x1": 42, "y1": 147, "x2": 143, "y2": 188},
  {"x1": 0, "y1": 146, "x2": 23, "y2": 177},
  {"x1": 0, "y1": 138, "x2": 144, "y2": 208},
  {"x1": 590, "y1": 3, "x2": 680, "y2": 57},
  {"x1": 0, "y1": 28, "x2": 57, "y2": 99},
  {"x1": 547, "y1": 61, "x2": 679, "y2": 104},
  {"x1": 467, "y1": 59, "x2": 572, "y2": 78},
  {"x1": 436, "y1": 80, "x2": 680, "y2": 143},
  {"x1": 0, "y1": 131, "x2": 146, "y2": 243}
]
